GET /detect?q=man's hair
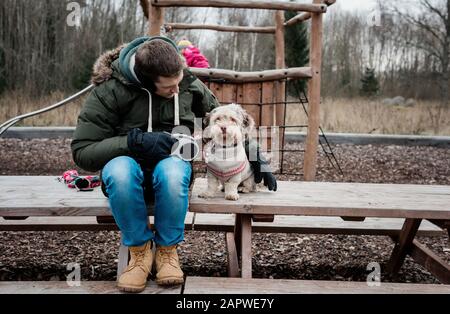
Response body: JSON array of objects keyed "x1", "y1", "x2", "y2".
[{"x1": 135, "y1": 39, "x2": 184, "y2": 83}]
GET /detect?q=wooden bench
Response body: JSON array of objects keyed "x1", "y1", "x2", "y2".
[
  {"x1": 190, "y1": 178, "x2": 450, "y2": 283},
  {"x1": 1, "y1": 176, "x2": 449, "y2": 285},
  {"x1": 0, "y1": 277, "x2": 449, "y2": 294}
]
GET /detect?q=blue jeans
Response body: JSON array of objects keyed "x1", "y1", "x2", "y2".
[{"x1": 102, "y1": 156, "x2": 192, "y2": 247}]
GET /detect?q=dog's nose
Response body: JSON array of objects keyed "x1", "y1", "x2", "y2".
[{"x1": 221, "y1": 126, "x2": 227, "y2": 133}]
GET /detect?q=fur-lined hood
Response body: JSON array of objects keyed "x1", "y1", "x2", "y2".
[{"x1": 90, "y1": 45, "x2": 126, "y2": 86}]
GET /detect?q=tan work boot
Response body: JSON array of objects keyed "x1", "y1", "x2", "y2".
[
  {"x1": 155, "y1": 245, "x2": 184, "y2": 286},
  {"x1": 117, "y1": 241, "x2": 153, "y2": 293}
]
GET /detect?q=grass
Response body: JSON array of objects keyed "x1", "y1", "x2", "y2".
[
  {"x1": 0, "y1": 90, "x2": 86, "y2": 127},
  {"x1": 285, "y1": 97, "x2": 450, "y2": 136},
  {"x1": 0, "y1": 90, "x2": 449, "y2": 136}
]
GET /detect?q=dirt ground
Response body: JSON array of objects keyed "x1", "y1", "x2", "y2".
[{"x1": 0, "y1": 138, "x2": 449, "y2": 283}]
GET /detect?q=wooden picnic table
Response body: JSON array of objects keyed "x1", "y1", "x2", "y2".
[{"x1": 189, "y1": 178, "x2": 450, "y2": 283}]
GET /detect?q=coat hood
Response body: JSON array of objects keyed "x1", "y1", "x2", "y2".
[{"x1": 90, "y1": 36, "x2": 180, "y2": 86}]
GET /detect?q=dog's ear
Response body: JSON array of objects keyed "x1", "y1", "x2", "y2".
[
  {"x1": 203, "y1": 111, "x2": 211, "y2": 127},
  {"x1": 242, "y1": 110, "x2": 255, "y2": 139}
]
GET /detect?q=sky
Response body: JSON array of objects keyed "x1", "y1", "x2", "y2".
[{"x1": 336, "y1": 0, "x2": 378, "y2": 12}]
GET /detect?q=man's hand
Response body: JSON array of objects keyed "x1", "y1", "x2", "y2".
[
  {"x1": 127, "y1": 128, "x2": 177, "y2": 163},
  {"x1": 245, "y1": 140, "x2": 277, "y2": 191}
]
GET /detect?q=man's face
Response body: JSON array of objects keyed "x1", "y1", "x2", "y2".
[{"x1": 154, "y1": 71, "x2": 184, "y2": 99}]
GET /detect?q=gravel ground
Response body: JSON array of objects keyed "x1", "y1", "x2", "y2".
[{"x1": 0, "y1": 138, "x2": 449, "y2": 283}]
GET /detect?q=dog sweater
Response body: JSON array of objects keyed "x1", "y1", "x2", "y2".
[{"x1": 204, "y1": 142, "x2": 252, "y2": 182}]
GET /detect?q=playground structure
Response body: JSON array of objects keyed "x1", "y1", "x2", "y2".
[{"x1": 143, "y1": 0, "x2": 337, "y2": 180}]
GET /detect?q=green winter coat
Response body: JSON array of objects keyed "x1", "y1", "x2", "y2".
[{"x1": 71, "y1": 39, "x2": 219, "y2": 172}]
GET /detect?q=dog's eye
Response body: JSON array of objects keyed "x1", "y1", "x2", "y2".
[{"x1": 230, "y1": 118, "x2": 237, "y2": 123}]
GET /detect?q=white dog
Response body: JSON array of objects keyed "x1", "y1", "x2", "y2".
[{"x1": 199, "y1": 104, "x2": 257, "y2": 201}]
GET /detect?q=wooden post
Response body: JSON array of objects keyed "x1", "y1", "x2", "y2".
[
  {"x1": 303, "y1": 0, "x2": 323, "y2": 181},
  {"x1": 149, "y1": 2, "x2": 164, "y2": 36},
  {"x1": 387, "y1": 218, "x2": 422, "y2": 277},
  {"x1": 274, "y1": 11, "x2": 285, "y2": 155}
]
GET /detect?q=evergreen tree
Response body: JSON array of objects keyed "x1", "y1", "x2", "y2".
[
  {"x1": 284, "y1": 8, "x2": 309, "y2": 96},
  {"x1": 360, "y1": 67, "x2": 379, "y2": 97}
]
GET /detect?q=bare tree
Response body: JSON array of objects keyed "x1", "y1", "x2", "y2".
[{"x1": 383, "y1": 0, "x2": 449, "y2": 132}]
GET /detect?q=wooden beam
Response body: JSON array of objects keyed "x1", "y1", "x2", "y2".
[
  {"x1": 387, "y1": 219, "x2": 422, "y2": 277},
  {"x1": 151, "y1": 0, "x2": 328, "y2": 13},
  {"x1": 149, "y1": 3, "x2": 164, "y2": 35},
  {"x1": 240, "y1": 215, "x2": 253, "y2": 278},
  {"x1": 285, "y1": 12, "x2": 311, "y2": 27},
  {"x1": 284, "y1": 1, "x2": 335, "y2": 27},
  {"x1": 274, "y1": 10, "x2": 286, "y2": 152},
  {"x1": 140, "y1": 0, "x2": 150, "y2": 19},
  {"x1": 164, "y1": 23, "x2": 276, "y2": 33},
  {"x1": 410, "y1": 239, "x2": 450, "y2": 284},
  {"x1": 189, "y1": 67, "x2": 312, "y2": 83},
  {"x1": 225, "y1": 232, "x2": 240, "y2": 277},
  {"x1": 303, "y1": 0, "x2": 324, "y2": 181}
]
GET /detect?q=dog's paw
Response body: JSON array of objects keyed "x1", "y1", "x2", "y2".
[
  {"x1": 198, "y1": 192, "x2": 215, "y2": 199},
  {"x1": 225, "y1": 193, "x2": 239, "y2": 201}
]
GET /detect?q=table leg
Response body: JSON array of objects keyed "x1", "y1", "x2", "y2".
[
  {"x1": 240, "y1": 214, "x2": 252, "y2": 278},
  {"x1": 225, "y1": 232, "x2": 240, "y2": 277},
  {"x1": 387, "y1": 218, "x2": 422, "y2": 278}
]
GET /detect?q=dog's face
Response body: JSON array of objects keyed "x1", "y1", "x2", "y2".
[{"x1": 204, "y1": 104, "x2": 255, "y2": 146}]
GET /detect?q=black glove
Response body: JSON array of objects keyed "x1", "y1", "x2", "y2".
[
  {"x1": 245, "y1": 140, "x2": 277, "y2": 191},
  {"x1": 127, "y1": 128, "x2": 177, "y2": 164}
]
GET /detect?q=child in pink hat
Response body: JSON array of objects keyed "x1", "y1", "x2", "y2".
[{"x1": 177, "y1": 39, "x2": 210, "y2": 68}]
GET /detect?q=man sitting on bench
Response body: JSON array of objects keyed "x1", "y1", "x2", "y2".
[{"x1": 71, "y1": 36, "x2": 277, "y2": 292}]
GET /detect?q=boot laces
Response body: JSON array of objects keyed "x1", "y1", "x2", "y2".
[
  {"x1": 127, "y1": 249, "x2": 148, "y2": 273},
  {"x1": 158, "y1": 247, "x2": 178, "y2": 267}
]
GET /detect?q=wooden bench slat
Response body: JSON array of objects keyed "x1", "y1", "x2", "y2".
[
  {"x1": 0, "y1": 214, "x2": 195, "y2": 231},
  {"x1": 0, "y1": 281, "x2": 181, "y2": 294},
  {"x1": 190, "y1": 179, "x2": 450, "y2": 219},
  {"x1": 192, "y1": 214, "x2": 444, "y2": 236},
  {"x1": 183, "y1": 276, "x2": 450, "y2": 294}
]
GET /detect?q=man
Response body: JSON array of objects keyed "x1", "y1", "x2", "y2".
[{"x1": 71, "y1": 36, "x2": 276, "y2": 293}]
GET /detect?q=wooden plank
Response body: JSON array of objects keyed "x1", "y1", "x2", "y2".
[
  {"x1": 191, "y1": 67, "x2": 312, "y2": 83},
  {"x1": 166, "y1": 23, "x2": 276, "y2": 33},
  {"x1": 410, "y1": 239, "x2": 450, "y2": 284},
  {"x1": 221, "y1": 84, "x2": 238, "y2": 104},
  {"x1": 242, "y1": 83, "x2": 261, "y2": 127},
  {"x1": 274, "y1": 11, "x2": 286, "y2": 149},
  {"x1": 234, "y1": 214, "x2": 242, "y2": 258},
  {"x1": 303, "y1": 0, "x2": 324, "y2": 181},
  {"x1": 0, "y1": 213, "x2": 195, "y2": 231},
  {"x1": 0, "y1": 281, "x2": 181, "y2": 294},
  {"x1": 387, "y1": 219, "x2": 422, "y2": 276},
  {"x1": 183, "y1": 276, "x2": 450, "y2": 294},
  {"x1": 190, "y1": 179, "x2": 450, "y2": 219},
  {"x1": 240, "y1": 214, "x2": 253, "y2": 278},
  {"x1": 151, "y1": 0, "x2": 328, "y2": 13},
  {"x1": 192, "y1": 214, "x2": 444, "y2": 236},
  {"x1": 209, "y1": 82, "x2": 224, "y2": 103},
  {"x1": 225, "y1": 232, "x2": 240, "y2": 277}
]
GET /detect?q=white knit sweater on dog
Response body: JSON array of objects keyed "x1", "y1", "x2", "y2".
[{"x1": 204, "y1": 142, "x2": 252, "y2": 182}]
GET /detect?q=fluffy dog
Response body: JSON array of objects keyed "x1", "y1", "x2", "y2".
[{"x1": 199, "y1": 104, "x2": 257, "y2": 201}]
